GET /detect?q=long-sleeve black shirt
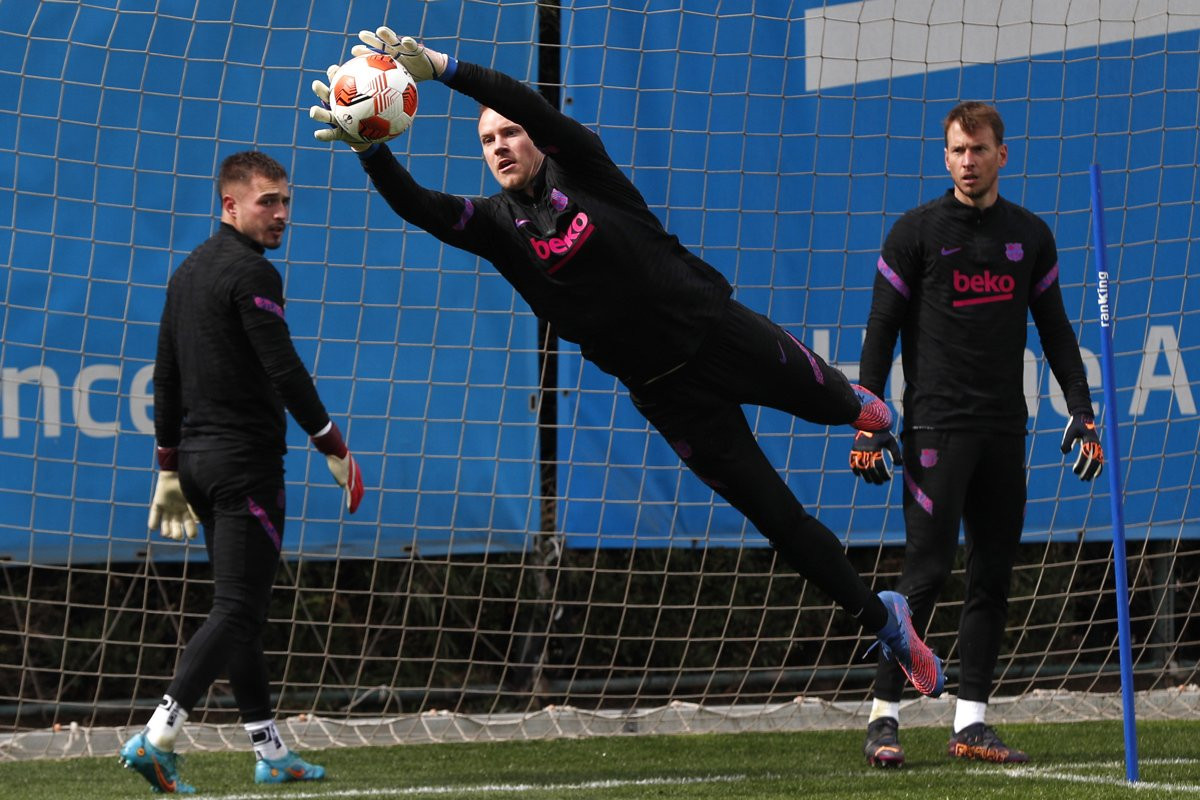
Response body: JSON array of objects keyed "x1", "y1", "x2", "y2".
[
  {"x1": 358, "y1": 60, "x2": 733, "y2": 389},
  {"x1": 860, "y1": 190, "x2": 1093, "y2": 434},
  {"x1": 154, "y1": 223, "x2": 330, "y2": 454}
]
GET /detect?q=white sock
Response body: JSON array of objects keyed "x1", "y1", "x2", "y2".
[
  {"x1": 868, "y1": 697, "x2": 901, "y2": 724},
  {"x1": 953, "y1": 699, "x2": 988, "y2": 733},
  {"x1": 245, "y1": 719, "x2": 288, "y2": 762},
  {"x1": 145, "y1": 694, "x2": 187, "y2": 751}
]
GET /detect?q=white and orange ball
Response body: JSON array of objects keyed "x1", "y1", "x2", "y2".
[{"x1": 328, "y1": 54, "x2": 418, "y2": 143}]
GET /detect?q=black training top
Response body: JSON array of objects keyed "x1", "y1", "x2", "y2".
[
  {"x1": 154, "y1": 223, "x2": 329, "y2": 454},
  {"x1": 859, "y1": 190, "x2": 1093, "y2": 434},
  {"x1": 358, "y1": 60, "x2": 733, "y2": 389}
]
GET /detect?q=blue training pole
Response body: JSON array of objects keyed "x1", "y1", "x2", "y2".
[{"x1": 1088, "y1": 164, "x2": 1138, "y2": 783}]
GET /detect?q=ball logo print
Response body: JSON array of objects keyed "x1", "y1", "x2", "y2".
[{"x1": 328, "y1": 54, "x2": 418, "y2": 143}]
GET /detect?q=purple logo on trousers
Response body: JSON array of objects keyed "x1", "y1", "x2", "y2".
[
  {"x1": 920, "y1": 448, "x2": 939, "y2": 468},
  {"x1": 247, "y1": 496, "x2": 281, "y2": 552}
]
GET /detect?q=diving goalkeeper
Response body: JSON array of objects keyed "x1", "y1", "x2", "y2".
[{"x1": 308, "y1": 28, "x2": 944, "y2": 699}]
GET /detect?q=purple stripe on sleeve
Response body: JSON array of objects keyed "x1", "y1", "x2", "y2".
[
  {"x1": 1031, "y1": 262, "x2": 1059, "y2": 300},
  {"x1": 785, "y1": 331, "x2": 825, "y2": 385},
  {"x1": 253, "y1": 296, "x2": 285, "y2": 320},
  {"x1": 453, "y1": 198, "x2": 475, "y2": 231},
  {"x1": 250, "y1": 297, "x2": 283, "y2": 319},
  {"x1": 877, "y1": 256, "x2": 911, "y2": 299},
  {"x1": 247, "y1": 497, "x2": 281, "y2": 552}
]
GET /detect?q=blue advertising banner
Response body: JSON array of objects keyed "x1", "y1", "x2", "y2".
[{"x1": 0, "y1": 1, "x2": 1196, "y2": 563}]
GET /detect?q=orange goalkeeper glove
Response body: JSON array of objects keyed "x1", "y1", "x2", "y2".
[{"x1": 849, "y1": 429, "x2": 903, "y2": 485}]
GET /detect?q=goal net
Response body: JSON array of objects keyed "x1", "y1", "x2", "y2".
[{"x1": 1, "y1": 0, "x2": 1198, "y2": 759}]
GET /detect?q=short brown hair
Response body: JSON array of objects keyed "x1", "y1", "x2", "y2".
[
  {"x1": 217, "y1": 151, "x2": 288, "y2": 195},
  {"x1": 943, "y1": 101, "x2": 1004, "y2": 146}
]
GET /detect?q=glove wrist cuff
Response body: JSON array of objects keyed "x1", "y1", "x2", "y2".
[
  {"x1": 312, "y1": 421, "x2": 348, "y2": 458},
  {"x1": 156, "y1": 446, "x2": 179, "y2": 471},
  {"x1": 437, "y1": 55, "x2": 458, "y2": 82}
]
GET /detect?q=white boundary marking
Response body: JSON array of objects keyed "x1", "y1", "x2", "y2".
[
  {"x1": 213, "y1": 773, "x2": 749, "y2": 800},
  {"x1": 131, "y1": 757, "x2": 1200, "y2": 798},
  {"x1": 995, "y1": 758, "x2": 1200, "y2": 795}
]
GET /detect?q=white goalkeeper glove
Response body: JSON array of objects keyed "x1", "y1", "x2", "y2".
[
  {"x1": 148, "y1": 450, "x2": 200, "y2": 540},
  {"x1": 309, "y1": 64, "x2": 373, "y2": 151},
  {"x1": 311, "y1": 421, "x2": 364, "y2": 513},
  {"x1": 351, "y1": 27, "x2": 449, "y2": 82}
]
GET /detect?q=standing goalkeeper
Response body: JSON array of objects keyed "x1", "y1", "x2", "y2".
[
  {"x1": 852, "y1": 102, "x2": 1103, "y2": 768},
  {"x1": 119, "y1": 151, "x2": 364, "y2": 794},
  {"x1": 309, "y1": 28, "x2": 945, "y2": 699}
]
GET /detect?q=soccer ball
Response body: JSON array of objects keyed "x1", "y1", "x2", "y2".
[{"x1": 328, "y1": 54, "x2": 418, "y2": 143}]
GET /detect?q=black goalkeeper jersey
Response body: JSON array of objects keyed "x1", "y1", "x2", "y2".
[
  {"x1": 154, "y1": 223, "x2": 330, "y2": 454},
  {"x1": 859, "y1": 190, "x2": 1092, "y2": 434},
  {"x1": 358, "y1": 61, "x2": 733, "y2": 389}
]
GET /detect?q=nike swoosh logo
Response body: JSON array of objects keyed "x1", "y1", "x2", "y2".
[
  {"x1": 152, "y1": 758, "x2": 176, "y2": 792},
  {"x1": 941, "y1": 246, "x2": 962, "y2": 256},
  {"x1": 777, "y1": 341, "x2": 787, "y2": 364}
]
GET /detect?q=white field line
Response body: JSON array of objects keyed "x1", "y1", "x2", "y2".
[
  {"x1": 213, "y1": 772, "x2": 749, "y2": 800},
  {"x1": 165, "y1": 757, "x2": 1200, "y2": 799},
  {"x1": 993, "y1": 757, "x2": 1200, "y2": 795}
]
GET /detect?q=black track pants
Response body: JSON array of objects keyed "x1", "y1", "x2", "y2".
[
  {"x1": 630, "y1": 300, "x2": 885, "y2": 629},
  {"x1": 872, "y1": 430, "x2": 1026, "y2": 702},
  {"x1": 170, "y1": 449, "x2": 286, "y2": 722}
]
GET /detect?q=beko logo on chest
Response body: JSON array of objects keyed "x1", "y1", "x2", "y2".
[
  {"x1": 530, "y1": 211, "x2": 595, "y2": 270},
  {"x1": 952, "y1": 269, "x2": 1014, "y2": 306}
]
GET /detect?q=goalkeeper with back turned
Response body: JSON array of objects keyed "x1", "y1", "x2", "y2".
[
  {"x1": 310, "y1": 27, "x2": 946, "y2": 703},
  {"x1": 850, "y1": 101, "x2": 1104, "y2": 769}
]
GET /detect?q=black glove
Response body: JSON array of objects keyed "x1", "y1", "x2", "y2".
[
  {"x1": 1060, "y1": 413, "x2": 1104, "y2": 481},
  {"x1": 849, "y1": 429, "x2": 902, "y2": 485}
]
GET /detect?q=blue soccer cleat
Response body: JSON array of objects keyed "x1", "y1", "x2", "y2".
[
  {"x1": 119, "y1": 731, "x2": 196, "y2": 794},
  {"x1": 254, "y1": 751, "x2": 327, "y2": 784},
  {"x1": 873, "y1": 590, "x2": 945, "y2": 698},
  {"x1": 850, "y1": 384, "x2": 893, "y2": 432}
]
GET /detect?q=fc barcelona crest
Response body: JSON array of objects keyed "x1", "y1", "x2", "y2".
[{"x1": 1005, "y1": 242, "x2": 1024, "y2": 262}]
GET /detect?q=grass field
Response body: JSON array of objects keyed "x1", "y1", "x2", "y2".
[{"x1": 0, "y1": 719, "x2": 1195, "y2": 799}]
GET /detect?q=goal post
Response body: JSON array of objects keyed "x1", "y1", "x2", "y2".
[{"x1": 1, "y1": 0, "x2": 1199, "y2": 758}]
